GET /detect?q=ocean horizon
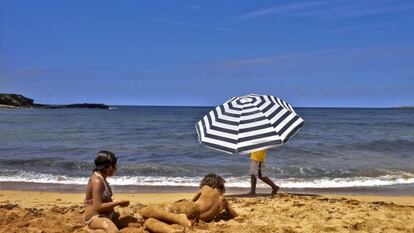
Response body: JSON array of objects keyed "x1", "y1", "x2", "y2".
[{"x1": 1, "y1": 106, "x2": 413, "y2": 192}]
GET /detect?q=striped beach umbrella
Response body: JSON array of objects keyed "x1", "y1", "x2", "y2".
[{"x1": 196, "y1": 94, "x2": 304, "y2": 154}]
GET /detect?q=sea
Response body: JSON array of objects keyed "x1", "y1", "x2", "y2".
[{"x1": 1, "y1": 106, "x2": 414, "y2": 193}]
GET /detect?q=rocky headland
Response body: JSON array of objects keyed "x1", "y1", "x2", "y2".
[{"x1": 0, "y1": 94, "x2": 109, "y2": 109}]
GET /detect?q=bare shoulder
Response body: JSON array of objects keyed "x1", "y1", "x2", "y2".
[
  {"x1": 200, "y1": 185, "x2": 223, "y2": 196},
  {"x1": 200, "y1": 185, "x2": 211, "y2": 191},
  {"x1": 90, "y1": 176, "x2": 104, "y2": 189},
  {"x1": 200, "y1": 185, "x2": 214, "y2": 192}
]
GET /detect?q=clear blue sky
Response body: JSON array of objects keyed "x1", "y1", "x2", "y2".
[{"x1": 1, "y1": 0, "x2": 413, "y2": 107}]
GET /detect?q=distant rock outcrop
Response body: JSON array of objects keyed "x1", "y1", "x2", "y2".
[
  {"x1": 0, "y1": 93, "x2": 109, "y2": 109},
  {"x1": 0, "y1": 94, "x2": 38, "y2": 108},
  {"x1": 45, "y1": 103, "x2": 109, "y2": 109}
]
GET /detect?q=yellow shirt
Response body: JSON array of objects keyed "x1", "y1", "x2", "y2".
[{"x1": 250, "y1": 150, "x2": 267, "y2": 162}]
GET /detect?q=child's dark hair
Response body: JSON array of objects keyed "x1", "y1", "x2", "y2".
[
  {"x1": 199, "y1": 173, "x2": 225, "y2": 193},
  {"x1": 93, "y1": 150, "x2": 117, "y2": 172}
]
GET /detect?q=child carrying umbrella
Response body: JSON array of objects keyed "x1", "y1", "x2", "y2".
[{"x1": 248, "y1": 150, "x2": 279, "y2": 195}]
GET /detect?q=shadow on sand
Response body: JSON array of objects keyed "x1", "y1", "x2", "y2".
[{"x1": 226, "y1": 192, "x2": 321, "y2": 198}]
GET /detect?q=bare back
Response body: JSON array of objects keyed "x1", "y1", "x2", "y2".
[{"x1": 192, "y1": 185, "x2": 236, "y2": 222}]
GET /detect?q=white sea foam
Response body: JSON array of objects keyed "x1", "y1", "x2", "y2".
[{"x1": 1, "y1": 170, "x2": 414, "y2": 188}]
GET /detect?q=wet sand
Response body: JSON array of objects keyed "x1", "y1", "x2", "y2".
[{"x1": 1, "y1": 189, "x2": 414, "y2": 233}]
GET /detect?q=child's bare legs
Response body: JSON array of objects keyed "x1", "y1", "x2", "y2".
[
  {"x1": 249, "y1": 175, "x2": 257, "y2": 195},
  {"x1": 259, "y1": 176, "x2": 279, "y2": 194},
  {"x1": 88, "y1": 217, "x2": 118, "y2": 233},
  {"x1": 144, "y1": 218, "x2": 185, "y2": 233},
  {"x1": 114, "y1": 215, "x2": 142, "y2": 229},
  {"x1": 140, "y1": 206, "x2": 191, "y2": 227},
  {"x1": 258, "y1": 169, "x2": 279, "y2": 195}
]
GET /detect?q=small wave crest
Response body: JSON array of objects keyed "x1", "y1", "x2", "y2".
[{"x1": 1, "y1": 169, "x2": 413, "y2": 188}]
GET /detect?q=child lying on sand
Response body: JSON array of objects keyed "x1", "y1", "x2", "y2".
[{"x1": 140, "y1": 173, "x2": 238, "y2": 233}]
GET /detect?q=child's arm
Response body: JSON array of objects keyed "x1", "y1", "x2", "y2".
[
  {"x1": 191, "y1": 191, "x2": 201, "y2": 202},
  {"x1": 92, "y1": 179, "x2": 129, "y2": 212},
  {"x1": 223, "y1": 198, "x2": 237, "y2": 218}
]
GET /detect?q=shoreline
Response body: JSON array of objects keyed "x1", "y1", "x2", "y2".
[{"x1": 1, "y1": 181, "x2": 414, "y2": 196}]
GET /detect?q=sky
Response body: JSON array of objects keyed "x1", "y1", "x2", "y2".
[{"x1": 1, "y1": 0, "x2": 413, "y2": 107}]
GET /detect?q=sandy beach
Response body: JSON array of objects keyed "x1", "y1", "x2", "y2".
[{"x1": 1, "y1": 189, "x2": 414, "y2": 233}]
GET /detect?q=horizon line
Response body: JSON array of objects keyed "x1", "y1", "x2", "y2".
[{"x1": 108, "y1": 104, "x2": 413, "y2": 109}]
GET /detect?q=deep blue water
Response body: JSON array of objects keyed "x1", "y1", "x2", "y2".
[{"x1": 1, "y1": 106, "x2": 413, "y2": 188}]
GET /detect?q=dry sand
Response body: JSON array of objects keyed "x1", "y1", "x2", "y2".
[{"x1": 1, "y1": 190, "x2": 414, "y2": 233}]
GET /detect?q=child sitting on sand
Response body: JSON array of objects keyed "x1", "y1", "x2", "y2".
[
  {"x1": 140, "y1": 173, "x2": 238, "y2": 233},
  {"x1": 249, "y1": 150, "x2": 279, "y2": 195},
  {"x1": 84, "y1": 150, "x2": 130, "y2": 233}
]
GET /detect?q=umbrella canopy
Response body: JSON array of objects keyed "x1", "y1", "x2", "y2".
[{"x1": 196, "y1": 94, "x2": 304, "y2": 154}]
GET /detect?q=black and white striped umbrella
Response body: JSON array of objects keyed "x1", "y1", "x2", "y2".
[{"x1": 196, "y1": 94, "x2": 304, "y2": 154}]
